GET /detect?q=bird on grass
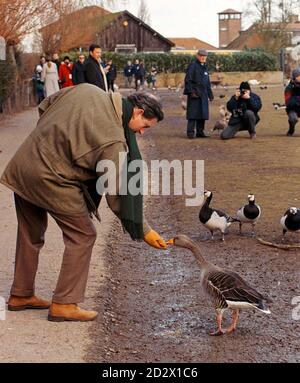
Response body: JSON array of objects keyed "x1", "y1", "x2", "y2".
[
  {"x1": 213, "y1": 105, "x2": 230, "y2": 133},
  {"x1": 199, "y1": 190, "x2": 239, "y2": 241},
  {"x1": 180, "y1": 95, "x2": 187, "y2": 110},
  {"x1": 237, "y1": 194, "x2": 261, "y2": 236},
  {"x1": 167, "y1": 235, "x2": 272, "y2": 336},
  {"x1": 272, "y1": 102, "x2": 286, "y2": 110},
  {"x1": 280, "y1": 207, "x2": 300, "y2": 241}
]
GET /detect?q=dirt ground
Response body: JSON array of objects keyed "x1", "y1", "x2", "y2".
[
  {"x1": 0, "y1": 85, "x2": 299, "y2": 363},
  {"x1": 87, "y1": 85, "x2": 300, "y2": 363}
]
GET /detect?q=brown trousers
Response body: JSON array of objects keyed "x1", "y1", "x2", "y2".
[{"x1": 11, "y1": 194, "x2": 97, "y2": 304}]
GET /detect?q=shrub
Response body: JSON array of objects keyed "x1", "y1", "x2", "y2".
[{"x1": 61, "y1": 50, "x2": 277, "y2": 74}]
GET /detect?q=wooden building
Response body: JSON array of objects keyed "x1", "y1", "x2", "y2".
[{"x1": 40, "y1": 6, "x2": 174, "y2": 53}]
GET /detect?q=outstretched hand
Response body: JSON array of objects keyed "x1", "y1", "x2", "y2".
[{"x1": 144, "y1": 229, "x2": 167, "y2": 250}]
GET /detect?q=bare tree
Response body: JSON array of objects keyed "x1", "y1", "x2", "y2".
[
  {"x1": 0, "y1": 0, "x2": 123, "y2": 47},
  {"x1": 245, "y1": 0, "x2": 300, "y2": 54},
  {"x1": 138, "y1": 0, "x2": 151, "y2": 25}
]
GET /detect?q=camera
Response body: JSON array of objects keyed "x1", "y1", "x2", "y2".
[{"x1": 232, "y1": 108, "x2": 244, "y2": 118}]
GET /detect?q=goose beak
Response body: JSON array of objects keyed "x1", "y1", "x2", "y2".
[{"x1": 166, "y1": 238, "x2": 174, "y2": 245}]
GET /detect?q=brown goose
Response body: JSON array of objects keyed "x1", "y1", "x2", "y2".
[{"x1": 167, "y1": 235, "x2": 272, "y2": 336}]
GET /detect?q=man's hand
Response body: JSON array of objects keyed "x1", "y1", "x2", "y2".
[
  {"x1": 241, "y1": 90, "x2": 250, "y2": 99},
  {"x1": 144, "y1": 229, "x2": 167, "y2": 250},
  {"x1": 191, "y1": 92, "x2": 199, "y2": 98}
]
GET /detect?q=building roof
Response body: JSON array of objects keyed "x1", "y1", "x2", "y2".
[
  {"x1": 226, "y1": 20, "x2": 300, "y2": 49},
  {"x1": 169, "y1": 37, "x2": 218, "y2": 50},
  {"x1": 120, "y1": 10, "x2": 174, "y2": 47},
  {"x1": 40, "y1": 6, "x2": 174, "y2": 52},
  {"x1": 218, "y1": 8, "x2": 242, "y2": 14}
]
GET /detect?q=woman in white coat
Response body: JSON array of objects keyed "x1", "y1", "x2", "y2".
[{"x1": 41, "y1": 58, "x2": 60, "y2": 97}]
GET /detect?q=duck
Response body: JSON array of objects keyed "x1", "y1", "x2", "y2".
[
  {"x1": 280, "y1": 207, "x2": 300, "y2": 240},
  {"x1": 236, "y1": 194, "x2": 261, "y2": 236},
  {"x1": 199, "y1": 190, "x2": 239, "y2": 241},
  {"x1": 167, "y1": 235, "x2": 272, "y2": 336}
]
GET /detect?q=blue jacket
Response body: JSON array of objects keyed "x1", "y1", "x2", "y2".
[
  {"x1": 183, "y1": 60, "x2": 213, "y2": 120},
  {"x1": 124, "y1": 64, "x2": 134, "y2": 77},
  {"x1": 227, "y1": 92, "x2": 262, "y2": 124}
]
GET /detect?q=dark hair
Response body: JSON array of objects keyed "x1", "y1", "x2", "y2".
[
  {"x1": 63, "y1": 56, "x2": 70, "y2": 61},
  {"x1": 89, "y1": 44, "x2": 101, "y2": 53},
  {"x1": 128, "y1": 92, "x2": 164, "y2": 122},
  {"x1": 239, "y1": 81, "x2": 251, "y2": 91}
]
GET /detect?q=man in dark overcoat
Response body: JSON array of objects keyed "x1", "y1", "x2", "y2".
[
  {"x1": 83, "y1": 44, "x2": 108, "y2": 91},
  {"x1": 183, "y1": 49, "x2": 214, "y2": 138}
]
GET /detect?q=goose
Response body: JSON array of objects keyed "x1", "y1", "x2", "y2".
[
  {"x1": 199, "y1": 190, "x2": 239, "y2": 241},
  {"x1": 237, "y1": 194, "x2": 261, "y2": 236},
  {"x1": 280, "y1": 207, "x2": 300, "y2": 240},
  {"x1": 167, "y1": 235, "x2": 272, "y2": 336}
]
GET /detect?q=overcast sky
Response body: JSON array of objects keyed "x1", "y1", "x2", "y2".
[{"x1": 111, "y1": 0, "x2": 252, "y2": 47}]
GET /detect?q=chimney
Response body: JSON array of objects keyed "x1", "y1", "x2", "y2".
[{"x1": 218, "y1": 9, "x2": 242, "y2": 48}]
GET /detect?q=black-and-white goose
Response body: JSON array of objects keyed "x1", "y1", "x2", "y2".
[
  {"x1": 280, "y1": 207, "x2": 300, "y2": 240},
  {"x1": 237, "y1": 194, "x2": 261, "y2": 236},
  {"x1": 199, "y1": 190, "x2": 239, "y2": 241},
  {"x1": 167, "y1": 235, "x2": 272, "y2": 336}
]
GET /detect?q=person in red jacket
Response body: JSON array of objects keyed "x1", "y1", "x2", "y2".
[{"x1": 59, "y1": 56, "x2": 74, "y2": 88}]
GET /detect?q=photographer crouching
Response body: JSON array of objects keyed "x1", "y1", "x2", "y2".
[{"x1": 221, "y1": 81, "x2": 262, "y2": 140}]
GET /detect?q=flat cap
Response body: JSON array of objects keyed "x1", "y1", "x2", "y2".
[{"x1": 197, "y1": 49, "x2": 208, "y2": 56}]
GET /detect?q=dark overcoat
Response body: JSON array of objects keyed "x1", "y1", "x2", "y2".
[
  {"x1": 83, "y1": 56, "x2": 106, "y2": 90},
  {"x1": 183, "y1": 60, "x2": 213, "y2": 120}
]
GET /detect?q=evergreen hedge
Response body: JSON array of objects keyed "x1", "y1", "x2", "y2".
[{"x1": 63, "y1": 49, "x2": 278, "y2": 73}]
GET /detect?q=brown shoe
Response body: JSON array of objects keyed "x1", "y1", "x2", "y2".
[
  {"x1": 48, "y1": 303, "x2": 98, "y2": 322},
  {"x1": 8, "y1": 295, "x2": 51, "y2": 311}
]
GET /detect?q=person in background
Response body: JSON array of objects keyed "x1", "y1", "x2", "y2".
[
  {"x1": 221, "y1": 81, "x2": 262, "y2": 140},
  {"x1": 72, "y1": 53, "x2": 86, "y2": 85},
  {"x1": 33, "y1": 64, "x2": 45, "y2": 104},
  {"x1": 134, "y1": 60, "x2": 146, "y2": 91},
  {"x1": 105, "y1": 59, "x2": 117, "y2": 92},
  {"x1": 150, "y1": 66, "x2": 158, "y2": 90},
  {"x1": 124, "y1": 60, "x2": 134, "y2": 88},
  {"x1": 59, "y1": 56, "x2": 74, "y2": 88},
  {"x1": 84, "y1": 44, "x2": 108, "y2": 91},
  {"x1": 183, "y1": 49, "x2": 214, "y2": 138},
  {"x1": 284, "y1": 68, "x2": 300, "y2": 136},
  {"x1": 52, "y1": 53, "x2": 61, "y2": 72},
  {"x1": 41, "y1": 56, "x2": 59, "y2": 97}
]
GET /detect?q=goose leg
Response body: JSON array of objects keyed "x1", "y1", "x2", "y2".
[
  {"x1": 210, "y1": 312, "x2": 225, "y2": 336},
  {"x1": 251, "y1": 223, "x2": 256, "y2": 237},
  {"x1": 225, "y1": 309, "x2": 239, "y2": 334},
  {"x1": 221, "y1": 232, "x2": 225, "y2": 242},
  {"x1": 282, "y1": 229, "x2": 287, "y2": 242},
  {"x1": 210, "y1": 230, "x2": 214, "y2": 240},
  {"x1": 239, "y1": 222, "x2": 242, "y2": 235}
]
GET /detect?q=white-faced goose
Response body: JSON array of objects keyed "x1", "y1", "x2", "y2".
[
  {"x1": 280, "y1": 207, "x2": 300, "y2": 240},
  {"x1": 167, "y1": 235, "x2": 272, "y2": 336},
  {"x1": 199, "y1": 190, "x2": 239, "y2": 241},
  {"x1": 237, "y1": 194, "x2": 261, "y2": 236}
]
